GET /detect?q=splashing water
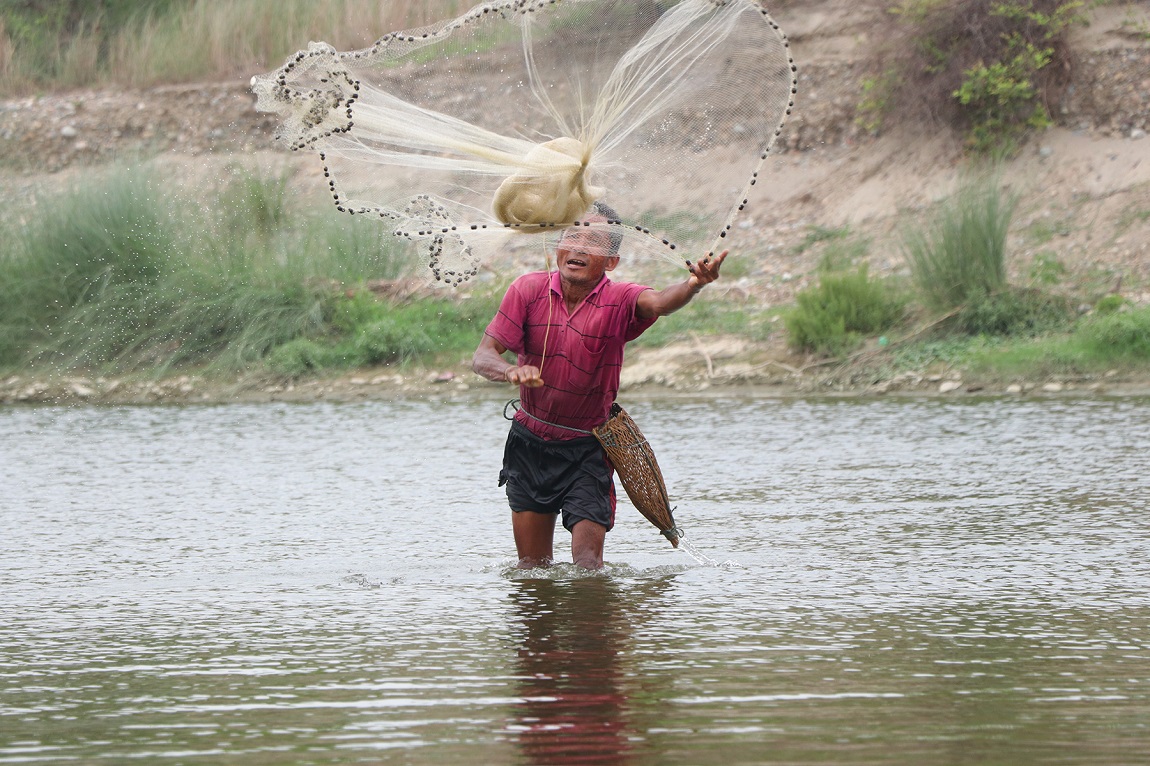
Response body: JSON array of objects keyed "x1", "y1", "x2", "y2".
[
  {"x1": 251, "y1": 0, "x2": 797, "y2": 284},
  {"x1": 678, "y1": 534, "x2": 740, "y2": 569}
]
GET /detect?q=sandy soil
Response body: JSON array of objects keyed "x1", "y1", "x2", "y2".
[{"x1": 2, "y1": 1, "x2": 1149, "y2": 405}]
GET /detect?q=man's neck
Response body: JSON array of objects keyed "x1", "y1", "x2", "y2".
[{"x1": 559, "y1": 274, "x2": 604, "y2": 313}]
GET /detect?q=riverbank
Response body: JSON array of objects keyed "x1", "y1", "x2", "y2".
[
  {"x1": 5, "y1": 337, "x2": 1149, "y2": 407},
  {"x1": 2, "y1": 2, "x2": 1148, "y2": 403}
]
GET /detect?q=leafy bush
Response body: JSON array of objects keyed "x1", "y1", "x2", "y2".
[
  {"x1": 954, "y1": 286, "x2": 1073, "y2": 336},
  {"x1": 354, "y1": 318, "x2": 436, "y2": 365},
  {"x1": 1077, "y1": 305, "x2": 1150, "y2": 359},
  {"x1": 786, "y1": 265, "x2": 905, "y2": 356},
  {"x1": 864, "y1": 0, "x2": 1086, "y2": 154},
  {"x1": 266, "y1": 338, "x2": 352, "y2": 378},
  {"x1": 1093, "y1": 294, "x2": 1129, "y2": 315},
  {"x1": 903, "y1": 177, "x2": 1016, "y2": 312},
  {"x1": 953, "y1": 36, "x2": 1055, "y2": 154},
  {"x1": 219, "y1": 167, "x2": 291, "y2": 239}
]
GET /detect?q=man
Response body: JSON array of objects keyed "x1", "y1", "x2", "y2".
[{"x1": 472, "y1": 203, "x2": 725, "y2": 569}]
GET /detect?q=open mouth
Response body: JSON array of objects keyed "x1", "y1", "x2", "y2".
[{"x1": 565, "y1": 257, "x2": 588, "y2": 268}]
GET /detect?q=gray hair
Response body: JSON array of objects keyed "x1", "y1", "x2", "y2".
[{"x1": 590, "y1": 201, "x2": 623, "y2": 255}]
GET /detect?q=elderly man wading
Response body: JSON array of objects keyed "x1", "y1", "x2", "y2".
[{"x1": 472, "y1": 203, "x2": 726, "y2": 570}]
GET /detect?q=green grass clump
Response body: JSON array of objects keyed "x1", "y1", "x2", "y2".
[
  {"x1": 900, "y1": 176, "x2": 1079, "y2": 339},
  {"x1": 0, "y1": 163, "x2": 496, "y2": 377},
  {"x1": 903, "y1": 177, "x2": 1016, "y2": 312},
  {"x1": 786, "y1": 265, "x2": 905, "y2": 356}
]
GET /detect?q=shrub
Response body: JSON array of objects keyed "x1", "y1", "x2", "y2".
[
  {"x1": 903, "y1": 177, "x2": 1016, "y2": 312},
  {"x1": 954, "y1": 286, "x2": 1073, "y2": 336},
  {"x1": 953, "y1": 38, "x2": 1054, "y2": 155},
  {"x1": 355, "y1": 318, "x2": 436, "y2": 365},
  {"x1": 1093, "y1": 294, "x2": 1129, "y2": 316},
  {"x1": 786, "y1": 265, "x2": 905, "y2": 356},
  {"x1": 266, "y1": 338, "x2": 353, "y2": 378},
  {"x1": 1078, "y1": 305, "x2": 1150, "y2": 359},
  {"x1": 864, "y1": 0, "x2": 1085, "y2": 154}
]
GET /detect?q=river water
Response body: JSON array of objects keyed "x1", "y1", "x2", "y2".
[{"x1": 2, "y1": 393, "x2": 1149, "y2": 764}]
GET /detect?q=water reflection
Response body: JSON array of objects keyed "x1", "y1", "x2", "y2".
[{"x1": 507, "y1": 576, "x2": 671, "y2": 765}]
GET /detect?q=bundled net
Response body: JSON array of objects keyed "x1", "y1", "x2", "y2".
[
  {"x1": 251, "y1": 0, "x2": 797, "y2": 285},
  {"x1": 592, "y1": 403, "x2": 681, "y2": 547}
]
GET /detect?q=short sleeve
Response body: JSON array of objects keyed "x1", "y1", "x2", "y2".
[
  {"x1": 622, "y1": 284, "x2": 657, "y2": 342},
  {"x1": 484, "y1": 276, "x2": 531, "y2": 354}
]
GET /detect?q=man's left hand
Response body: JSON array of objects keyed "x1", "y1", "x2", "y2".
[{"x1": 687, "y1": 250, "x2": 727, "y2": 290}]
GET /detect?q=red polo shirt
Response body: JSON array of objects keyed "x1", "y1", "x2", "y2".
[{"x1": 485, "y1": 271, "x2": 656, "y2": 440}]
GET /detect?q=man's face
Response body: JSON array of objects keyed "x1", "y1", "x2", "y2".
[{"x1": 556, "y1": 219, "x2": 618, "y2": 286}]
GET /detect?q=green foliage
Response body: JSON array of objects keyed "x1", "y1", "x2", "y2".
[
  {"x1": 817, "y1": 237, "x2": 870, "y2": 274},
  {"x1": 1027, "y1": 251, "x2": 1067, "y2": 286},
  {"x1": 1093, "y1": 293, "x2": 1128, "y2": 315},
  {"x1": 266, "y1": 338, "x2": 351, "y2": 378},
  {"x1": 0, "y1": 0, "x2": 185, "y2": 90},
  {"x1": 355, "y1": 318, "x2": 436, "y2": 365},
  {"x1": 953, "y1": 286, "x2": 1074, "y2": 336},
  {"x1": 953, "y1": 40, "x2": 1054, "y2": 154},
  {"x1": 902, "y1": 177, "x2": 1016, "y2": 312},
  {"x1": 1077, "y1": 304, "x2": 1150, "y2": 358},
  {"x1": 901, "y1": 177, "x2": 1077, "y2": 339},
  {"x1": 219, "y1": 167, "x2": 290, "y2": 239},
  {"x1": 865, "y1": 0, "x2": 1086, "y2": 153},
  {"x1": 0, "y1": 167, "x2": 173, "y2": 360},
  {"x1": 0, "y1": 163, "x2": 457, "y2": 375},
  {"x1": 786, "y1": 265, "x2": 905, "y2": 356},
  {"x1": 962, "y1": 303, "x2": 1150, "y2": 379},
  {"x1": 856, "y1": 70, "x2": 898, "y2": 134},
  {"x1": 889, "y1": 335, "x2": 991, "y2": 370},
  {"x1": 1, "y1": 0, "x2": 467, "y2": 93},
  {"x1": 631, "y1": 297, "x2": 776, "y2": 347}
]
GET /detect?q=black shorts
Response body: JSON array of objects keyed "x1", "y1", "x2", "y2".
[{"x1": 499, "y1": 420, "x2": 617, "y2": 532}]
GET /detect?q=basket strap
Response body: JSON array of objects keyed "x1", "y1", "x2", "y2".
[{"x1": 503, "y1": 399, "x2": 595, "y2": 435}]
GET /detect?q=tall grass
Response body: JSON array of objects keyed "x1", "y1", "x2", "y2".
[
  {"x1": 1, "y1": 0, "x2": 466, "y2": 94},
  {"x1": 0, "y1": 163, "x2": 455, "y2": 376},
  {"x1": 902, "y1": 177, "x2": 1016, "y2": 312}
]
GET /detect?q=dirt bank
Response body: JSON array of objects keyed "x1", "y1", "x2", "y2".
[{"x1": 1, "y1": 1, "x2": 1149, "y2": 404}]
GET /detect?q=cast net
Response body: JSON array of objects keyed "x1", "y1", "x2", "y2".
[
  {"x1": 251, "y1": 0, "x2": 797, "y2": 285},
  {"x1": 592, "y1": 403, "x2": 681, "y2": 548}
]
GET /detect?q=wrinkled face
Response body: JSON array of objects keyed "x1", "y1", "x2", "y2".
[{"x1": 556, "y1": 218, "x2": 619, "y2": 286}]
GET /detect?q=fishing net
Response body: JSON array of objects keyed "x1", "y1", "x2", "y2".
[
  {"x1": 592, "y1": 403, "x2": 681, "y2": 548},
  {"x1": 251, "y1": 0, "x2": 797, "y2": 285}
]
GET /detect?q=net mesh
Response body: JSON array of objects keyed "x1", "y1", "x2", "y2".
[
  {"x1": 592, "y1": 403, "x2": 680, "y2": 548},
  {"x1": 251, "y1": 0, "x2": 797, "y2": 285}
]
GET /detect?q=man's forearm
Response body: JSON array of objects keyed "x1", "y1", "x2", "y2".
[
  {"x1": 643, "y1": 278, "x2": 704, "y2": 317},
  {"x1": 472, "y1": 346, "x2": 513, "y2": 382}
]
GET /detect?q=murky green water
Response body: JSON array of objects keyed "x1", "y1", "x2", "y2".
[{"x1": 2, "y1": 394, "x2": 1149, "y2": 764}]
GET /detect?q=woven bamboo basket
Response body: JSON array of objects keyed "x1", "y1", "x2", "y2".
[{"x1": 592, "y1": 403, "x2": 681, "y2": 547}]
